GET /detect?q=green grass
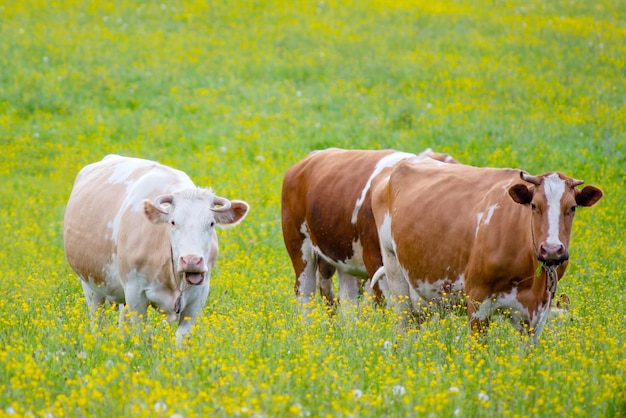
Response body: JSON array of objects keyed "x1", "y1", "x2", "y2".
[{"x1": 1, "y1": 0, "x2": 625, "y2": 416}]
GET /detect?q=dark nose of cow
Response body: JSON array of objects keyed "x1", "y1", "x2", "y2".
[
  {"x1": 179, "y1": 255, "x2": 204, "y2": 271},
  {"x1": 538, "y1": 243, "x2": 568, "y2": 265}
]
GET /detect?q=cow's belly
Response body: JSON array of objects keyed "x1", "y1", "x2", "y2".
[
  {"x1": 314, "y1": 240, "x2": 368, "y2": 277},
  {"x1": 409, "y1": 273, "x2": 466, "y2": 302},
  {"x1": 80, "y1": 272, "x2": 126, "y2": 304}
]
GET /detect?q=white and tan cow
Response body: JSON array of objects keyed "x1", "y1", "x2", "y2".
[
  {"x1": 64, "y1": 155, "x2": 249, "y2": 341},
  {"x1": 281, "y1": 148, "x2": 457, "y2": 312},
  {"x1": 370, "y1": 161, "x2": 603, "y2": 340}
]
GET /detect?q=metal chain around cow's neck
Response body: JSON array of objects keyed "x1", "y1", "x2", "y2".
[
  {"x1": 169, "y1": 244, "x2": 188, "y2": 315},
  {"x1": 529, "y1": 210, "x2": 559, "y2": 300}
]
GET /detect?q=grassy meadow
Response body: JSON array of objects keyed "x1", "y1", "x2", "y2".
[{"x1": 1, "y1": 0, "x2": 625, "y2": 416}]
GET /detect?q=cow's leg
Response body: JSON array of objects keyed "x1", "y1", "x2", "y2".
[
  {"x1": 81, "y1": 281, "x2": 106, "y2": 317},
  {"x1": 380, "y1": 251, "x2": 411, "y2": 330},
  {"x1": 121, "y1": 280, "x2": 149, "y2": 325},
  {"x1": 336, "y1": 271, "x2": 361, "y2": 315},
  {"x1": 316, "y1": 259, "x2": 336, "y2": 308},
  {"x1": 176, "y1": 284, "x2": 210, "y2": 344},
  {"x1": 297, "y1": 257, "x2": 318, "y2": 316},
  {"x1": 466, "y1": 287, "x2": 493, "y2": 335}
]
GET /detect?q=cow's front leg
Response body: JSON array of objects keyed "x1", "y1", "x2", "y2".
[
  {"x1": 466, "y1": 288, "x2": 493, "y2": 335},
  {"x1": 176, "y1": 283, "x2": 210, "y2": 343},
  {"x1": 121, "y1": 281, "x2": 149, "y2": 326}
]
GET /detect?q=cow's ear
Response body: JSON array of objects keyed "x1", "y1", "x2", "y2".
[
  {"x1": 576, "y1": 185, "x2": 603, "y2": 207},
  {"x1": 144, "y1": 199, "x2": 168, "y2": 224},
  {"x1": 214, "y1": 200, "x2": 249, "y2": 226},
  {"x1": 508, "y1": 184, "x2": 533, "y2": 205}
]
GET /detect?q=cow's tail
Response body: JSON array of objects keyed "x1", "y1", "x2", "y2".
[{"x1": 371, "y1": 266, "x2": 385, "y2": 289}]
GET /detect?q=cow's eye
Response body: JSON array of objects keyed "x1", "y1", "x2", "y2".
[
  {"x1": 209, "y1": 221, "x2": 215, "y2": 228},
  {"x1": 170, "y1": 220, "x2": 176, "y2": 227},
  {"x1": 569, "y1": 205, "x2": 577, "y2": 214}
]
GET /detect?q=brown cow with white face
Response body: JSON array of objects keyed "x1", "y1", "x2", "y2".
[
  {"x1": 370, "y1": 160, "x2": 603, "y2": 341},
  {"x1": 64, "y1": 155, "x2": 249, "y2": 342},
  {"x1": 281, "y1": 148, "x2": 457, "y2": 313}
]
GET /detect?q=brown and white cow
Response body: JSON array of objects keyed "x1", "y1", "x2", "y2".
[
  {"x1": 64, "y1": 155, "x2": 249, "y2": 342},
  {"x1": 281, "y1": 148, "x2": 457, "y2": 313},
  {"x1": 370, "y1": 160, "x2": 603, "y2": 340}
]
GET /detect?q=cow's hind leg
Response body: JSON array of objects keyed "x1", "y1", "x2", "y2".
[
  {"x1": 337, "y1": 271, "x2": 362, "y2": 315},
  {"x1": 380, "y1": 251, "x2": 412, "y2": 330},
  {"x1": 317, "y1": 259, "x2": 336, "y2": 309}
]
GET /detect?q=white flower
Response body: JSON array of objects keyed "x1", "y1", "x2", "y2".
[
  {"x1": 383, "y1": 340, "x2": 393, "y2": 350},
  {"x1": 154, "y1": 401, "x2": 167, "y2": 412},
  {"x1": 353, "y1": 389, "x2": 363, "y2": 400},
  {"x1": 448, "y1": 386, "x2": 459, "y2": 393},
  {"x1": 478, "y1": 391, "x2": 489, "y2": 402},
  {"x1": 392, "y1": 385, "x2": 406, "y2": 396}
]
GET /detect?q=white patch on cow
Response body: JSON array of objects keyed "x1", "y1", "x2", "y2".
[
  {"x1": 484, "y1": 204, "x2": 498, "y2": 225},
  {"x1": 544, "y1": 173, "x2": 566, "y2": 246},
  {"x1": 472, "y1": 288, "x2": 551, "y2": 338},
  {"x1": 297, "y1": 222, "x2": 318, "y2": 306},
  {"x1": 351, "y1": 152, "x2": 415, "y2": 224},
  {"x1": 377, "y1": 212, "x2": 396, "y2": 257},
  {"x1": 501, "y1": 179, "x2": 513, "y2": 195},
  {"x1": 105, "y1": 157, "x2": 154, "y2": 184},
  {"x1": 532, "y1": 301, "x2": 552, "y2": 341},
  {"x1": 475, "y1": 211, "x2": 484, "y2": 237},
  {"x1": 314, "y1": 239, "x2": 367, "y2": 277},
  {"x1": 475, "y1": 204, "x2": 499, "y2": 237},
  {"x1": 411, "y1": 274, "x2": 465, "y2": 300},
  {"x1": 79, "y1": 257, "x2": 125, "y2": 304}
]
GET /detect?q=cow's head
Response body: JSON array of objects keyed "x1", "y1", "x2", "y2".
[
  {"x1": 508, "y1": 171, "x2": 603, "y2": 265},
  {"x1": 143, "y1": 189, "x2": 249, "y2": 285}
]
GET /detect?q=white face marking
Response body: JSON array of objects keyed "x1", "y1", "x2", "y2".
[
  {"x1": 543, "y1": 173, "x2": 566, "y2": 246},
  {"x1": 351, "y1": 152, "x2": 415, "y2": 224}
]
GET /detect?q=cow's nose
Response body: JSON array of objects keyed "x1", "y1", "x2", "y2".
[
  {"x1": 179, "y1": 255, "x2": 204, "y2": 271},
  {"x1": 538, "y1": 243, "x2": 568, "y2": 264}
]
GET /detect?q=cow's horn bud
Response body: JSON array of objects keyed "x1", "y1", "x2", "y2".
[
  {"x1": 154, "y1": 194, "x2": 173, "y2": 214},
  {"x1": 520, "y1": 171, "x2": 540, "y2": 185},
  {"x1": 211, "y1": 196, "x2": 232, "y2": 212}
]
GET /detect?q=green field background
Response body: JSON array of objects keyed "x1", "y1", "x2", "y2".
[{"x1": 1, "y1": 0, "x2": 625, "y2": 416}]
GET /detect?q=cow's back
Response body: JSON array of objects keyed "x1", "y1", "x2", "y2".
[
  {"x1": 374, "y1": 161, "x2": 530, "y2": 293},
  {"x1": 63, "y1": 155, "x2": 193, "y2": 297}
]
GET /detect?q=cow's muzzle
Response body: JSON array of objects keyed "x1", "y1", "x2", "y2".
[
  {"x1": 537, "y1": 243, "x2": 568, "y2": 266},
  {"x1": 179, "y1": 255, "x2": 207, "y2": 285}
]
